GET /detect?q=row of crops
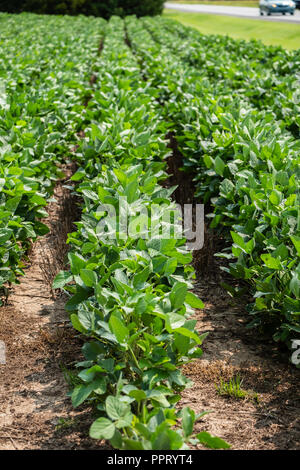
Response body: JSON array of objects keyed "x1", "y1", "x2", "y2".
[
  {"x1": 0, "y1": 14, "x2": 104, "y2": 291},
  {"x1": 55, "y1": 16, "x2": 223, "y2": 450},
  {"x1": 126, "y1": 16, "x2": 300, "y2": 346},
  {"x1": 0, "y1": 12, "x2": 299, "y2": 449}
]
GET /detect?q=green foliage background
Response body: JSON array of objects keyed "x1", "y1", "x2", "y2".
[{"x1": 0, "y1": 0, "x2": 165, "y2": 18}]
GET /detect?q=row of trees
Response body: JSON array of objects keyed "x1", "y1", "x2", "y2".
[{"x1": 0, "y1": 0, "x2": 165, "y2": 18}]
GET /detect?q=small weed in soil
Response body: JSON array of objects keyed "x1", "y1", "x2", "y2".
[{"x1": 216, "y1": 374, "x2": 259, "y2": 403}]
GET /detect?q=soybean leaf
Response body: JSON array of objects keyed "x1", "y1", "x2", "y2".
[
  {"x1": 196, "y1": 431, "x2": 231, "y2": 449},
  {"x1": 90, "y1": 418, "x2": 115, "y2": 440}
]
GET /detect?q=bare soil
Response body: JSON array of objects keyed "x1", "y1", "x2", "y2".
[
  {"x1": 0, "y1": 173, "x2": 107, "y2": 450},
  {"x1": 181, "y1": 276, "x2": 300, "y2": 450}
]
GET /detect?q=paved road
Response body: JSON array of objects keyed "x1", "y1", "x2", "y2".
[{"x1": 165, "y1": 2, "x2": 300, "y2": 23}]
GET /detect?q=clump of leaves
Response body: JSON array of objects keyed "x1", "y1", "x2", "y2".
[{"x1": 89, "y1": 393, "x2": 230, "y2": 450}]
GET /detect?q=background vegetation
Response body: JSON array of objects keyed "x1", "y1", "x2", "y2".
[
  {"x1": 164, "y1": 10, "x2": 300, "y2": 50},
  {"x1": 170, "y1": 0, "x2": 258, "y2": 6},
  {"x1": 0, "y1": 0, "x2": 165, "y2": 18}
]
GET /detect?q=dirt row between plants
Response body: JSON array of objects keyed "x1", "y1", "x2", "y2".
[
  {"x1": 0, "y1": 169, "x2": 108, "y2": 450},
  {"x1": 0, "y1": 33, "x2": 108, "y2": 450},
  {"x1": 182, "y1": 277, "x2": 300, "y2": 450}
]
